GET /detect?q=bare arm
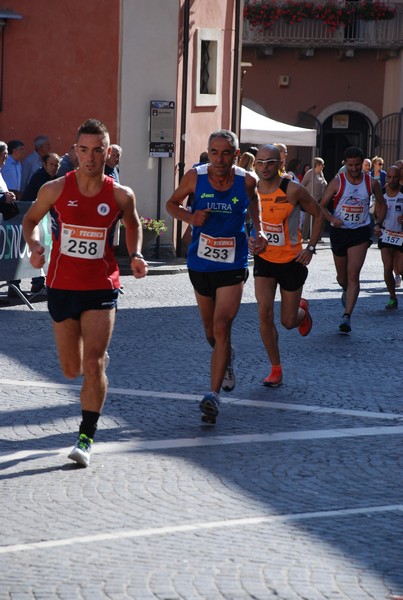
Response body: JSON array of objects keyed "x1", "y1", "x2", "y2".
[
  {"x1": 166, "y1": 169, "x2": 212, "y2": 227},
  {"x1": 22, "y1": 178, "x2": 65, "y2": 269},
  {"x1": 288, "y1": 182, "x2": 325, "y2": 265},
  {"x1": 245, "y1": 173, "x2": 267, "y2": 254},
  {"x1": 114, "y1": 184, "x2": 148, "y2": 279},
  {"x1": 371, "y1": 178, "x2": 387, "y2": 224},
  {"x1": 319, "y1": 178, "x2": 343, "y2": 227}
]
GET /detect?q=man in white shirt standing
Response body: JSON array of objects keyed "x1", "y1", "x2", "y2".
[{"x1": 2, "y1": 140, "x2": 25, "y2": 200}]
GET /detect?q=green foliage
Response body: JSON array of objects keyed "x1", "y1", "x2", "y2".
[{"x1": 139, "y1": 216, "x2": 168, "y2": 236}]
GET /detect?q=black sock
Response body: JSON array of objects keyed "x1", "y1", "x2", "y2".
[
  {"x1": 342, "y1": 313, "x2": 350, "y2": 318},
  {"x1": 79, "y1": 410, "x2": 100, "y2": 439}
]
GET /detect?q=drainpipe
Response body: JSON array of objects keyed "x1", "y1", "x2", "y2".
[
  {"x1": 231, "y1": 0, "x2": 242, "y2": 135},
  {"x1": 176, "y1": 0, "x2": 190, "y2": 257}
]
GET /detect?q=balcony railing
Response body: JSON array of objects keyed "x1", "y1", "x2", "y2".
[{"x1": 243, "y1": 2, "x2": 403, "y2": 49}]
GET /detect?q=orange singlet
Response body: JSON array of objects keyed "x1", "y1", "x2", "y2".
[{"x1": 258, "y1": 178, "x2": 303, "y2": 264}]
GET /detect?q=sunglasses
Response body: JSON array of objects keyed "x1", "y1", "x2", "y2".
[{"x1": 255, "y1": 159, "x2": 280, "y2": 166}]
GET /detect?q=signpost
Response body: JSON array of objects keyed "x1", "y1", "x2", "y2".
[
  {"x1": 149, "y1": 101, "x2": 175, "y2": 258},
  {"x1": 149, "y1": 100, "x2": 175, "y2": 158}
]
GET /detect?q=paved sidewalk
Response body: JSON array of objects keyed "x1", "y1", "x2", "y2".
[{"x1": 0, "y1": 239, "x2": 402, "y2": 599}]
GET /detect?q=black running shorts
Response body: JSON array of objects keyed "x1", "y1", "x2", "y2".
[
  {"x1": 330, "y1": 225, "x2": 372, "y2": 257},
  {"x1": 253, "y1": 255, "x2": 308, "y2": 292},
  {"x1": 47, "y1": 288, "x2": 119, "y2": 322},
  {"x1": 378, "y1": 239, "x2": 403, "y2": 252},
  {"x1": 188, "y1": 268, "x2": 249, "y2": 299}
]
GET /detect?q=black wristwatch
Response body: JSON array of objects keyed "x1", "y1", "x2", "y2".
[
  {"x1": 130, "y1": 251, "x2": 144, "y2": 260},
  {"x1": 307, "y1": 245, "x2": 316, "y2": 254}
]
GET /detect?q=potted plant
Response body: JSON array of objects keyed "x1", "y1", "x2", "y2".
[
  {"x1": 139, "y1": 216, "x2": 168, "y2": 237},
  {"x1": 140, "y1": 216, "x2": 168, "y2": 259},
  {"x1": 115, "y1": 216, "x2": 168, "y2": 258}
]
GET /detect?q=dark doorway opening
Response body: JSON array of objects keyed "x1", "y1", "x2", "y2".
[{"x1": 322, "y1": 111, "x2": 372, "y2": 183}]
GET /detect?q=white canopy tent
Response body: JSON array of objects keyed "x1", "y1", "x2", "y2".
[
  {"x1": 240, "y1": 103, "x2": 318, "y2": 238},
  {"x1": 240, "y1": 104, "x2": 317, "y2": 147}
]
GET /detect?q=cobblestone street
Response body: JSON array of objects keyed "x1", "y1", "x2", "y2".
[{"x1": 0, "y1": 240, "x2": 402, "y2": 599}]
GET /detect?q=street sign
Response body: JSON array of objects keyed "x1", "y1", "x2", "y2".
[{"x1": 149, "y1": 100, "x2": 175, "y2": 158}]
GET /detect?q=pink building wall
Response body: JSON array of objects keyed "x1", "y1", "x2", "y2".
[{"x1": 177, "y1": 0, "x2": 239, "y2": 172}]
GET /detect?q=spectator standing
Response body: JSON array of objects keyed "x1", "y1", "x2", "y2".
[
  {"x1": 20, "y1": 153, "x2": 60, "y2": 293},
  {"x1": 370, "y1": 155, "x2": 387, "y2": 219},
  {"x1": 0, "y1": 141, "x2": 16, "y2": 205},
  {"x1": 21, "y1": 135, "x2": 51, "y2": 193},
  {"x1": 239, "y1": 151, "x2": 256, "y2": 173},
  {"x1": 0, "y1": 141, "x2": 20, "y2": 298},
  {"x1": 57, "y1": 145, "x2": 78, "y2": 177},
  {"x1": 192, "y1": 151, "x2": 209, "y2": 168},
  {"x1": 300, "y1": 163, "x2": 311, "y2": 181},
  {"x1": 0, "y1": 142, "x2": 15, "y2": 201},
  {"x1": 363, "y1": 158, "x2": 371, "y2": 173},
  {"x1": 394, "y1": 159, "x2": 403, "y2": 186},
  {"x1": 301, "y1": 157, "x2": 328, "y2": 241},
  {"x1": 371, "y1": 156, "x2": 387, "y2": 187},
  {"x1": 239, "y1": 151, "x2": 258, "y2": 236},
  {"x1": 286, "y1": 158, "x2": 302, "y2": 183},
  {"x1": 21, "y1": 153, "x2": 61, "y2": 202},
  {"x1": 2, "y1": 140, "x2": 25, "y2": 199},
  {"x1": 273, "y1": 142, "x2": 288, "y2": 176},
  {"x1": 104, "y1": 144, "x2": 122, "y2": 182},
  {"x1": 245, "y1": 146, "x2": 259, "y2": 158}
]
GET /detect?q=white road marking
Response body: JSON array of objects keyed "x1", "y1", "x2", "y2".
[
  {"x1": 1, "y1": 379, "x2": 402, "y2": 558},
  {"x1": 0, "y1": 378, "x2": 401, "y2": 421},
  {"x1": 0, "y1": 503, "x2": 401, "y2": 555},
  {"x1": 1, "y1": 424, "x2": 403, "y2": 465}
]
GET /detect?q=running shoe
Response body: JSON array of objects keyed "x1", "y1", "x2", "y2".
[
  {"x1": 395, "y1": 275, "x2": 402, "y2": 288},
  {"x1": 222, "y1": 347, "x2": 236, "y2": 392},
  {"x1": 199, "y1": 392, "x2": 220, "y2": 424},
  {"x1": 263, "y1": 370, "x2": 283, "y2": 387},
  {"x1": 385, "y1": 297, "x2": 398, "y2": 310},
  {"x1": 339, "y1": 314, "x2": 351, "y2": 334},
  {"x1": 341, "y1": 290, "x2": 346, "y2": 309},
  {"x1": 298, "y1": 298, "x2": 313, "y2": 337},
  {"x1": 68, "y1": 433, "x2": 93, "y2": 467}
]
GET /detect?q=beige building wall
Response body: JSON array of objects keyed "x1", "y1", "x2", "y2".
[
  {"x1": 119, "y1": 0, "x2": 240, "y2": 252},
  {"x1": 119, "y1": 0, "x2": 179, "y2": 224}
]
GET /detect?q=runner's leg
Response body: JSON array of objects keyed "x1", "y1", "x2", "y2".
[
  {"x1": 344, "y1": 242, "x2": 369, "y2": 316},
  {"x1": 52, "y1": 318, "x2": 83, "y2": 379},
  {"x1": 332, "y1": 253, "x2": 348, "y2": 296},
  {"x1": 255, "y1": 277, "x2": 280, "y2": 366},
  {"x1": 79, "y1": 308, "x2": 116, "y2": 413},
  {"x1": 195, "y1": 283, "x2": 243, "y2": 393},
  {"x1": 279, "y1": 286, "x2": 304, "y2": 329},
  {"x1": 211, "y1": 283, "x2": 244, "y2": 392},
  {"x1": 381, "y1": 246, "x2": 396, "y2": 299}
]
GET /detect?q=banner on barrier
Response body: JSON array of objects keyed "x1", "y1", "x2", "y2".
[{"x1": 0, "y1": 202, "x2": 52, "y2": 282}]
